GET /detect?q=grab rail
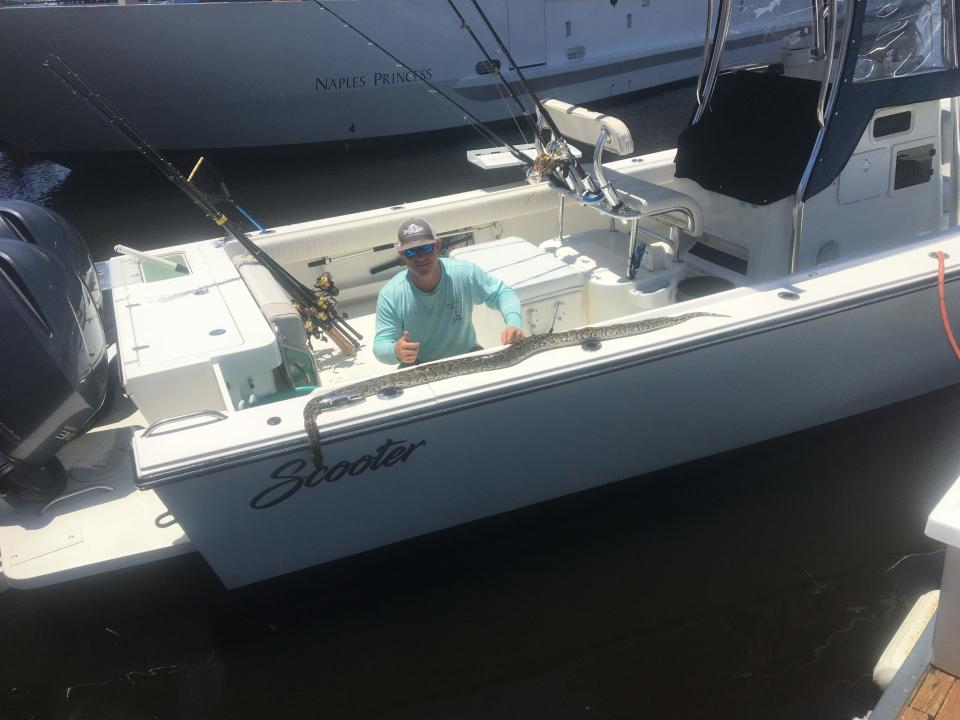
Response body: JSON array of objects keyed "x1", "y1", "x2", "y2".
[
  {"x1": 694, "y1": 0, "x2": 733, "y2": 125},
  {"x1": 816, "y1": 0, "x2": 838, "y2": 128},
  {"x1": 812, "y1": 0, "x2": 826, "y2": 59},
  {"x1": 142, "y1": 410, "x2": 228, "y2": 438},
  {"x1": 791, "y1": 0, "x2": 853, "y2": 273},
  {"x1": 695, "y1": 0, "x2": 717, "y2": 107}
]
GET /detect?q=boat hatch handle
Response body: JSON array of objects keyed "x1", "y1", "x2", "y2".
[
  {"x1": 694, "y1": 0, "x2": 733, "y2": 125},
  {"x1": 695, "y1": 0, "x2": 716, "y2": 106},
  {"x1": 816, "y1": 0, "x2": 838, "y2": 128},
  {"x1": 312, "y1": 389, "x2": 366, "y2": 412},
  {"x1": 41, "y1": 485, "x2": 115, "y2": 515},
  {"x1": 142, "y1": 410, "x2": 228, "y2": 437}
]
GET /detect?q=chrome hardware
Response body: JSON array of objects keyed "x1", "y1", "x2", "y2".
[
  {"x1": 142, "y1": 410, "x2": 228, "y2": 437},
  {"x1": 592, "y1": 126, "x2": 624, "y2": 208},
  {"x1": 791, "y1": 0, "x2": 853, "y2": 273},
  {"x1": 816, "y1": 0, "x2": 838, "y2": 128},
  {"x1": 694, "y1": 0, "x2": 732, "y2": 125},
  {"x1": 696, "y1": 0, "x2": 716, "y2": 106},
  {"x1": 314, "y1": 389, "x2": 366, "y2": 411}
]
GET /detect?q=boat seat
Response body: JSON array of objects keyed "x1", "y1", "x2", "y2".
[
  {"x1": 542, "y1": 99, "x2": 634, "y2": 155},
  {"x1": 601, "y1": 169, "x2": 704, "y2": 236}
]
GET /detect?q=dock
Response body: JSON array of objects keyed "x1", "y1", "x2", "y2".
[{"x1": 868, "y1": 604, "x2": 960, "y2": 720}]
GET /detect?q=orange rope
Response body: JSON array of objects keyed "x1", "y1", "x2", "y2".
[{"x1": 937, "y1": 250, "x2": 960, "y2": 361}]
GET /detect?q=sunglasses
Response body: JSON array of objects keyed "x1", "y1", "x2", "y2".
[{"x1": 401, "y1": 244, "x2": 435, "y2": 258}]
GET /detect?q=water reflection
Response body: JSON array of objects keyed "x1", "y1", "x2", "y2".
[{"x1": 0, "y1": 151, "x2": 70, "y2": 205}]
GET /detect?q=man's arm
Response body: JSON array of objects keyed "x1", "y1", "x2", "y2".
[
  {"x1": 373, "y1": 291, "x2": 405, "y2": 364},
  {"x1": 471, "y1": 265, "x2": 522, "y2": 329},
  {"x1": 470, "y1": 265, "x2": 523, "y2": 344}
]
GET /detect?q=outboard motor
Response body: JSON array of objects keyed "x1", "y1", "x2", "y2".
[
  {"x1": 0, "y1": 201, "x2": 108, "y2": 504},
  {"x1": 0, "y1": 199, "x2": 102, "y2": 311}
]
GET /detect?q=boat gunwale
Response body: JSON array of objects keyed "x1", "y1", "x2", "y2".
[{"x1": 132, "y1": 261, "x2": 960, "y2": 488}]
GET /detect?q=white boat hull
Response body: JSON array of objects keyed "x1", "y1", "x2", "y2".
[{"x1": 147, "y1": 248, "x2": 960, "y2": 587}]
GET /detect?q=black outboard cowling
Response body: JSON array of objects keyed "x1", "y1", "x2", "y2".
[
  {"x1": 0, "y1": 199, "x2": 102, "y2": 312},
  {"x1": 0, "y1": 202, "x2": 108, "y2": 503}
]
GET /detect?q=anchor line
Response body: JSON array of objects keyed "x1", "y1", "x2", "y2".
[
  {"x1": 937, "y1": 251, "x2": 960, "y2": 361},
  {"x1": 313, "y1": 0, "x2": 537, "y2": 171},
  {"x1": 303, "y1": 312, "x2": 726, "y2": 469},
  {"x1": 43, "y1": 54, "x2": 361, "y2": 353}
]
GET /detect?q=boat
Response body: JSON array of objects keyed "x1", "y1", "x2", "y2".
[
  {"x1": 4, "y1": 0, "x2": 960, "y2": 590},
  {"x1": 0, "y1": 0, "x2": 722, "y2": 156}
]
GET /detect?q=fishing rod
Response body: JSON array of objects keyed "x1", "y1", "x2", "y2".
[
  {"x1": 465, "y1": 0, "x2": 605, "y2": 203},
  {"x1": 187, "y1": 155, "x2": 269, "y2": 234},
  {"x1": 43, "y1": 54, "x2": 362, "y2": 355},
  {"x1": 312, "y1": 0, "x2": 538, "y2": 172},
  {"x1": 443, "y1": 0, "x2": 539, "y2": 140}
]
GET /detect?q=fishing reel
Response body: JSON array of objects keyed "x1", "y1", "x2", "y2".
[
  {"x1": 314, "y1": 271, "x2": 339, "y2": 296},
  {"x1": 527, "y1": 139, "x2": 573, "y2": 185}
]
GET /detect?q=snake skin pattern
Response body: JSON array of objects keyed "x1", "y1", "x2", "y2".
[{"x1": 304, "y1": 312, "x2": 725, "y2": 467}]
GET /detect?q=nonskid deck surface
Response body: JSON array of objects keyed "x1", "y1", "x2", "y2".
[{"x1": 0, "y1": 388, "x2": 191, "y2": 590}]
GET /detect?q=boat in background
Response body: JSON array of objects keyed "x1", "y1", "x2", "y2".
[{"x1": 0, "y1": 0, "x2": 801, "y2": 156}]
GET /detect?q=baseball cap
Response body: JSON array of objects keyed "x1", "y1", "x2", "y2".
[{"x1": 396, "y1": 218, "x2": 438, "y2": 249}]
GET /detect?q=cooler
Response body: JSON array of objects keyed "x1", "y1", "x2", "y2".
[{"x1": 449, "y1": 237, "x2": 584, "y2": 348}]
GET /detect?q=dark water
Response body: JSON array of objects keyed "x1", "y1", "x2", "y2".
[{"x1": 2, "y1": 84, "x2": 960, "y2": 720}]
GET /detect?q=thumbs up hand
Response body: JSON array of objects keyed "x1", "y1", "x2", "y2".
[{"x1": 394, "y1": 330, "x2": 420, "y2": 364}]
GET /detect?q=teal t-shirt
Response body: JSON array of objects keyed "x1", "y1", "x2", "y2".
[{"x1": 373, "y1": 258, "x2": 522, "y2": 364}]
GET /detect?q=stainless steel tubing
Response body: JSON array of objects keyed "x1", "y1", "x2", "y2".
[
  {"x1": 591, "y1": 126, "x2": 624, "y2": 208},
  {"x1": 550, "y1": 182, "x2": 697, "y2": 235},
  {"x1": 696, "y1": 0, "x2": 716, "y2": 107},
  {"x1": 694, "y1": 0, "x2": 733, "y2": 125},
  {"x1": 791, "y1": 0, "x2": 854, "y2": 273},
  {"x1": 816, "y1": 0, "x2": 838, "y2": 128},
  {"x1": 812, "y1": 0, "x2": 826, "y2": 59}
]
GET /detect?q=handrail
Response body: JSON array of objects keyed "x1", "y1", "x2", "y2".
[
  {"x1": 694, "y1": 0, "x2": 733, "y2": 125},
  {"x1": 812, "y1": 0, "x2": 826, "y2": 59},
  {"x1": 548, "y1": 182, "x2": 697, "y2": 236},
  {"x1": 695, "y1": 0, "x2": 717, "y2": 107},
  {"x1": 790, "y1": 0, "x2": 853, "y2": 273},
  {"x1": 142, "y1": 409, "x2": 228, "y2": 438},
  {"x1": 816, "y1": 0, "x2": 838, "y2": 128},
  {"x1": 591, "y1": 126, "x2": 625, "y2": 209}
]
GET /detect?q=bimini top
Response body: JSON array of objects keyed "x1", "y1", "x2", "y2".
[{"x1": 675, "y1": 0, "x2": 960, "y2": 205}]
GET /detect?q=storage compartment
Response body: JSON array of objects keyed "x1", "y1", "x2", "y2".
[
  {"x1": 109, "y1": 242, "x2": 283, "y2": 423},
  {"x1": 449, "y1": 237, "x2": 584, "y2": 348}
]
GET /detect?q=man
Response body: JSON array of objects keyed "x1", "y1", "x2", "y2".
[{"x1": 373, "y1": 218, "x2": 524, "y2": 365}]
